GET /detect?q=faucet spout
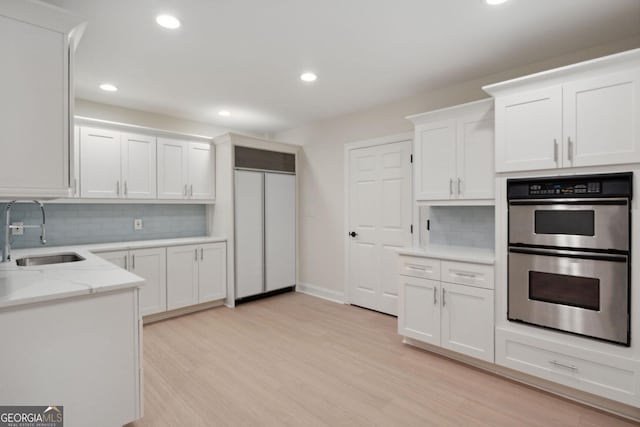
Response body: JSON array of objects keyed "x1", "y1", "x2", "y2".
[
  {"x1": 4, "y1": 201, "x2": 17, "y2": 263},
  {"x1": 3, "y1": 200, "x2": 47, "y2": 263}
]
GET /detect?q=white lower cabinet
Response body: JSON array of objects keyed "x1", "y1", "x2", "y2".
[
  {"x1": 398, "y1": 255, "x2": 494, "y2": 363},
  {"x1": 167, "y1": 243, "x2": 227, "y2": 310},
  {"x1": 97, "y1": 248, "x2": 167, "y2": 316},
  {"x1": 440, "y1": 282, "x2": 494, "y2": 362},
  {"x1": 97, "y1": 241, "x2": 226, "y2": 316},
  {"x1": 496, "y1": 328, "x2": 640, "y2": 407}
]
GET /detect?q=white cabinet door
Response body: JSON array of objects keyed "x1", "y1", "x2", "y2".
[
  {"x1": 188, "y1": 142, "x2": 215, "y2": 200},
  {"x1": 167, "y1": 245, "x2": 198, "y2": 310},
  {"x1": 80, "y1": 127, "x2": 122, "y2": 198},
  {"x1": 564, "y1": 70, "x2": 640, "y2": 167},
  {"x1": 72, "y1": 125, "x2": 80, "y2": 197},
  {"x1": 96, "y1": 250, "x2": 129, "y2": 270},
  {"x1": 457, "y1": 113, "x2": 495, "y2": 200},
  {"x1": 130, "y1": 248, "x2": 167, "y2": 316},
  {"x1": 415, "y1": 120, "x2": 456, "y2": 200},
  {"x1": 235, "y1": 170, "x2": 265, "y2": 299},
  {"x1": 123, "y1": 133, "x2": 157, "y2": 199},
  {"x1": 398, "y1": 276, "x2": 440, "y2": 346},
  {"x1": 198, "y1": 243, "x2": 227, "y2": 303},
  {"x1": 157, "y1": 138, "x2": 188, "y2": 200},
  {"x1": 0, "y1": 14, "x2": 70, "y2": 198},
  {"x1": 495, "y1": 86, "x2": 562, "y2": 172},
  {"x1": 265, "y1": 173, "x2": 296, "y2": 292},
  {"x1": 440, "y1": 282, "x2": 494, "y2": 362}
]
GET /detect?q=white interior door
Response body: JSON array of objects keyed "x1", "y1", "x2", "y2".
[
  {"x1": 348, "y1": 140, "x2": 412, "y2": 315},
  {"x1": 123, "y1": 133, "x2": 157, "y2": 199},
  {"x1": 265, "y1": 173, "x2": 296, "y2": 292},
  {"x1": 235, "y1": 170, "x2": 265, "y2": 299},
  {"x1": 188, "y1": 142, "x2": 215, "y2": 200},
  {"x1": 80, "y1": 127, "x2": 122, "y2": 198}
]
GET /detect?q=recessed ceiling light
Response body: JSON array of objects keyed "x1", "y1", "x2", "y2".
[
  {"x1": 300, "y1": 72, "x2": 318, "y2": 83},
  {"x1": 156, "y1": 14, "x2": 181, "y2": 29},
  {"x1": 218, "y1": 110, "x2": 231, "y2": 117},
  {"x1": 486, "y1": 0, "x2": 508, "y2": 4},
  {"x1": 99, "y1": 83, "x2": 118, "y2": 92}
]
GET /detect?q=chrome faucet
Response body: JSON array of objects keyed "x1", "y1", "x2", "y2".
[{"x1": 3, "y1": 200, "x2": 47, "y2": 262}]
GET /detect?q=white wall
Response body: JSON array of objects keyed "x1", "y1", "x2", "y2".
[
  {"x1": 275, "y1": 36, "x2": 640, "y2": 299},
  {"x1": 75, "y1": 99, "x2": 232, "y2": 138}
]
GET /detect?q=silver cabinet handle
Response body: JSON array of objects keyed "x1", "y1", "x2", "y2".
[
  {"x1": 442, "y1": 288, "x2": 446, "y2": 307},
  {"x1": 124, "y1": 255, "x2": 128, "y2": 271},
  {"x1": 549, "y1": 360, "x2": 578, "y2": 372},
  {"x1": 117, "y1": 180, "x2": 120, "y2": 196},
  {"x1": 453, "y1": 271, "x2": 477, "y2": 278},
  {"x1": 554, "y1": 139, "x2": 559, "y2": 163},
  {"x1": 433, "y1": 286, "x2": 437, "y2": 305},
  {"x1": 449, "y1": 178, "x2": 453, "y2": 195},
  {"x1": 73, "y1": 178, "x2": 78, "y2": 195},
  {"x1": 184, "y1": 184, "x2": 188, "y2": 196},
  {"x1": 567, "y1": 137, "x2": 574, "y2": 162},
  {"x1": 132, "y1": 254, "x2": 135, "y2": 270},
  {"x1": 190, "y1": 184, "x2": 194, "y2": 197},
  {"x1": 200, "y1": 248, "x2": 204, "y2": 260},
  {"x1": 124, "y1": 181, "x2": 128, "y2": 196},
  {"x1": 457, "y1": 178, "x2": 462, "y2": 195}
]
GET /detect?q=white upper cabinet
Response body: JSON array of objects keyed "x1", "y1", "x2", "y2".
[
  {"x1": 158, "y1": 138, "x2": 215, "y2": 201},
  {"x1": 564, "y1": 70, "x2": 640, "y2": 167},
  {"x1": 408, "y1": 99, "x2": 494, "y2": 202},
  {"x1": 0, "y1": 2, "x2": 84, "y2": 199},
  {"x1": 493, "y1": 86, "x2": 562, "y2": 172},
  {"x1": 80, "y1": 127, "x2": 122, "y2": 199},
  {"x1": 484, "y1": 49, "x2": 640, "y2": 172},
  {"x1": 415, "y1": 120, "x2": 457, "y2": 200},
  {"x1": 81, "y1": 128, "x2": 157, "y2": 199},
  {"x1": 122, "y1": 133, "x2": 157, "y2": 199},
  {"x1": 158, "y1": 138, "x2": 189, "y2": 199},
  {"x1": 188, "y1": 142, "x2": 215, "y2": 200}
]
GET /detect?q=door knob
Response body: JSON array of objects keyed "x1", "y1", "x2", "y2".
[{"x1": 348, "y1": 231, "x2": 358, "y2": 238}]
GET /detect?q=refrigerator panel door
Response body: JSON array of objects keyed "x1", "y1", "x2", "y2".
[
  {"x1": 265, "y1": 173, "x2": 296, "y2": 292},
  {"x1": 235, "y1": 170, "x2": 265, "y2": 299}
]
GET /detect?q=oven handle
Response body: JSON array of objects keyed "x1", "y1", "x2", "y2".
[
  {"x1": 509, "y1": 198, "x2": 628, "y2": 206},
  {"x1": 509, "y1": 247, "x2": 628, "y2": 262}
]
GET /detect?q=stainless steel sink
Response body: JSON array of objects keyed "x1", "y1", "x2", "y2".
[{"x1": 16, "y1": 253, "x2": 85, "y2": 267}]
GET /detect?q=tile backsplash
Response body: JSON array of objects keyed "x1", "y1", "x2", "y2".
[
  {"x1": 420, "y1": 205, "x2": 495, "y2": 249},
  {"x1": 0, "y1": 203, "x2": 207, "y2": 250}
]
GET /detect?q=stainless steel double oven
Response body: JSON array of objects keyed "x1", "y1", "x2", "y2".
[{"x1": 508, "y1": 173, "x2": 632, "y2": 345}]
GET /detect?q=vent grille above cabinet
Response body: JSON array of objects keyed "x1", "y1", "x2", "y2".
[{"x1": 234, "y1": 146, "x2": 295, "y2": 174}]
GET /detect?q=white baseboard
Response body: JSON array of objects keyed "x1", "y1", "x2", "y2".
[{"x1": 297, "y1": 282, "x2": 345, "y2": 304}]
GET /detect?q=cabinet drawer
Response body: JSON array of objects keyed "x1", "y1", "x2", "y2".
[
  {"x1": 497, "y1": 329, "x2": 639, "y2": 406},
  {"x1": 398, "y1": 256, "x2": 440, "y2": 280},
  {"x1": 441, "y1": 261, "x2": 493, "y2": 289}
]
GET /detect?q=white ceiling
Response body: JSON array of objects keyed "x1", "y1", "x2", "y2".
[{"x1": 44, "y1": 0, "x2": 640, "y2": 134}]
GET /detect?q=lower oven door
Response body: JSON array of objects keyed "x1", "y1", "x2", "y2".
[{"x1": 508, "y1": 247, "x2": 629, "y2": 345}]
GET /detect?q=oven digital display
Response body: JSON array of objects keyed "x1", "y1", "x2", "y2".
[{"x1": 529, "y1": 181, "x2": 601, "y2": 196}]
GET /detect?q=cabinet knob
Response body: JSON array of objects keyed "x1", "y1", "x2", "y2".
[{"x1": 348, "y1": 231, "x2": 358, "y2": 238}]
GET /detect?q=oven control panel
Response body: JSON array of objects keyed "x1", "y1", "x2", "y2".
[{"x1": 529, "y1": 181, "x2": 601, "y2": 196}]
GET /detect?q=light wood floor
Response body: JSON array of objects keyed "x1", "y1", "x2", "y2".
[{"x1": 128, "y1": 292, "x2": 637, "y2": 427}]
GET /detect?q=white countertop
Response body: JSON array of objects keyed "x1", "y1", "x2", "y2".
[
  {"x1": 0, "y1": 236, "x2": 227, "y2": 309},
  {"x1": 397, "y1": 245, "x2": 495, "y2": 265}
]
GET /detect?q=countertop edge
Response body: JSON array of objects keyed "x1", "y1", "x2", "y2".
[{"x1": 396, "y1": 247, "x2": 495, "y2": 265}]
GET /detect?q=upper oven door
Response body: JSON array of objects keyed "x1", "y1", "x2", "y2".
[{"x1": 509, "y1": 199, "x2": 629, "y2": 251}]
